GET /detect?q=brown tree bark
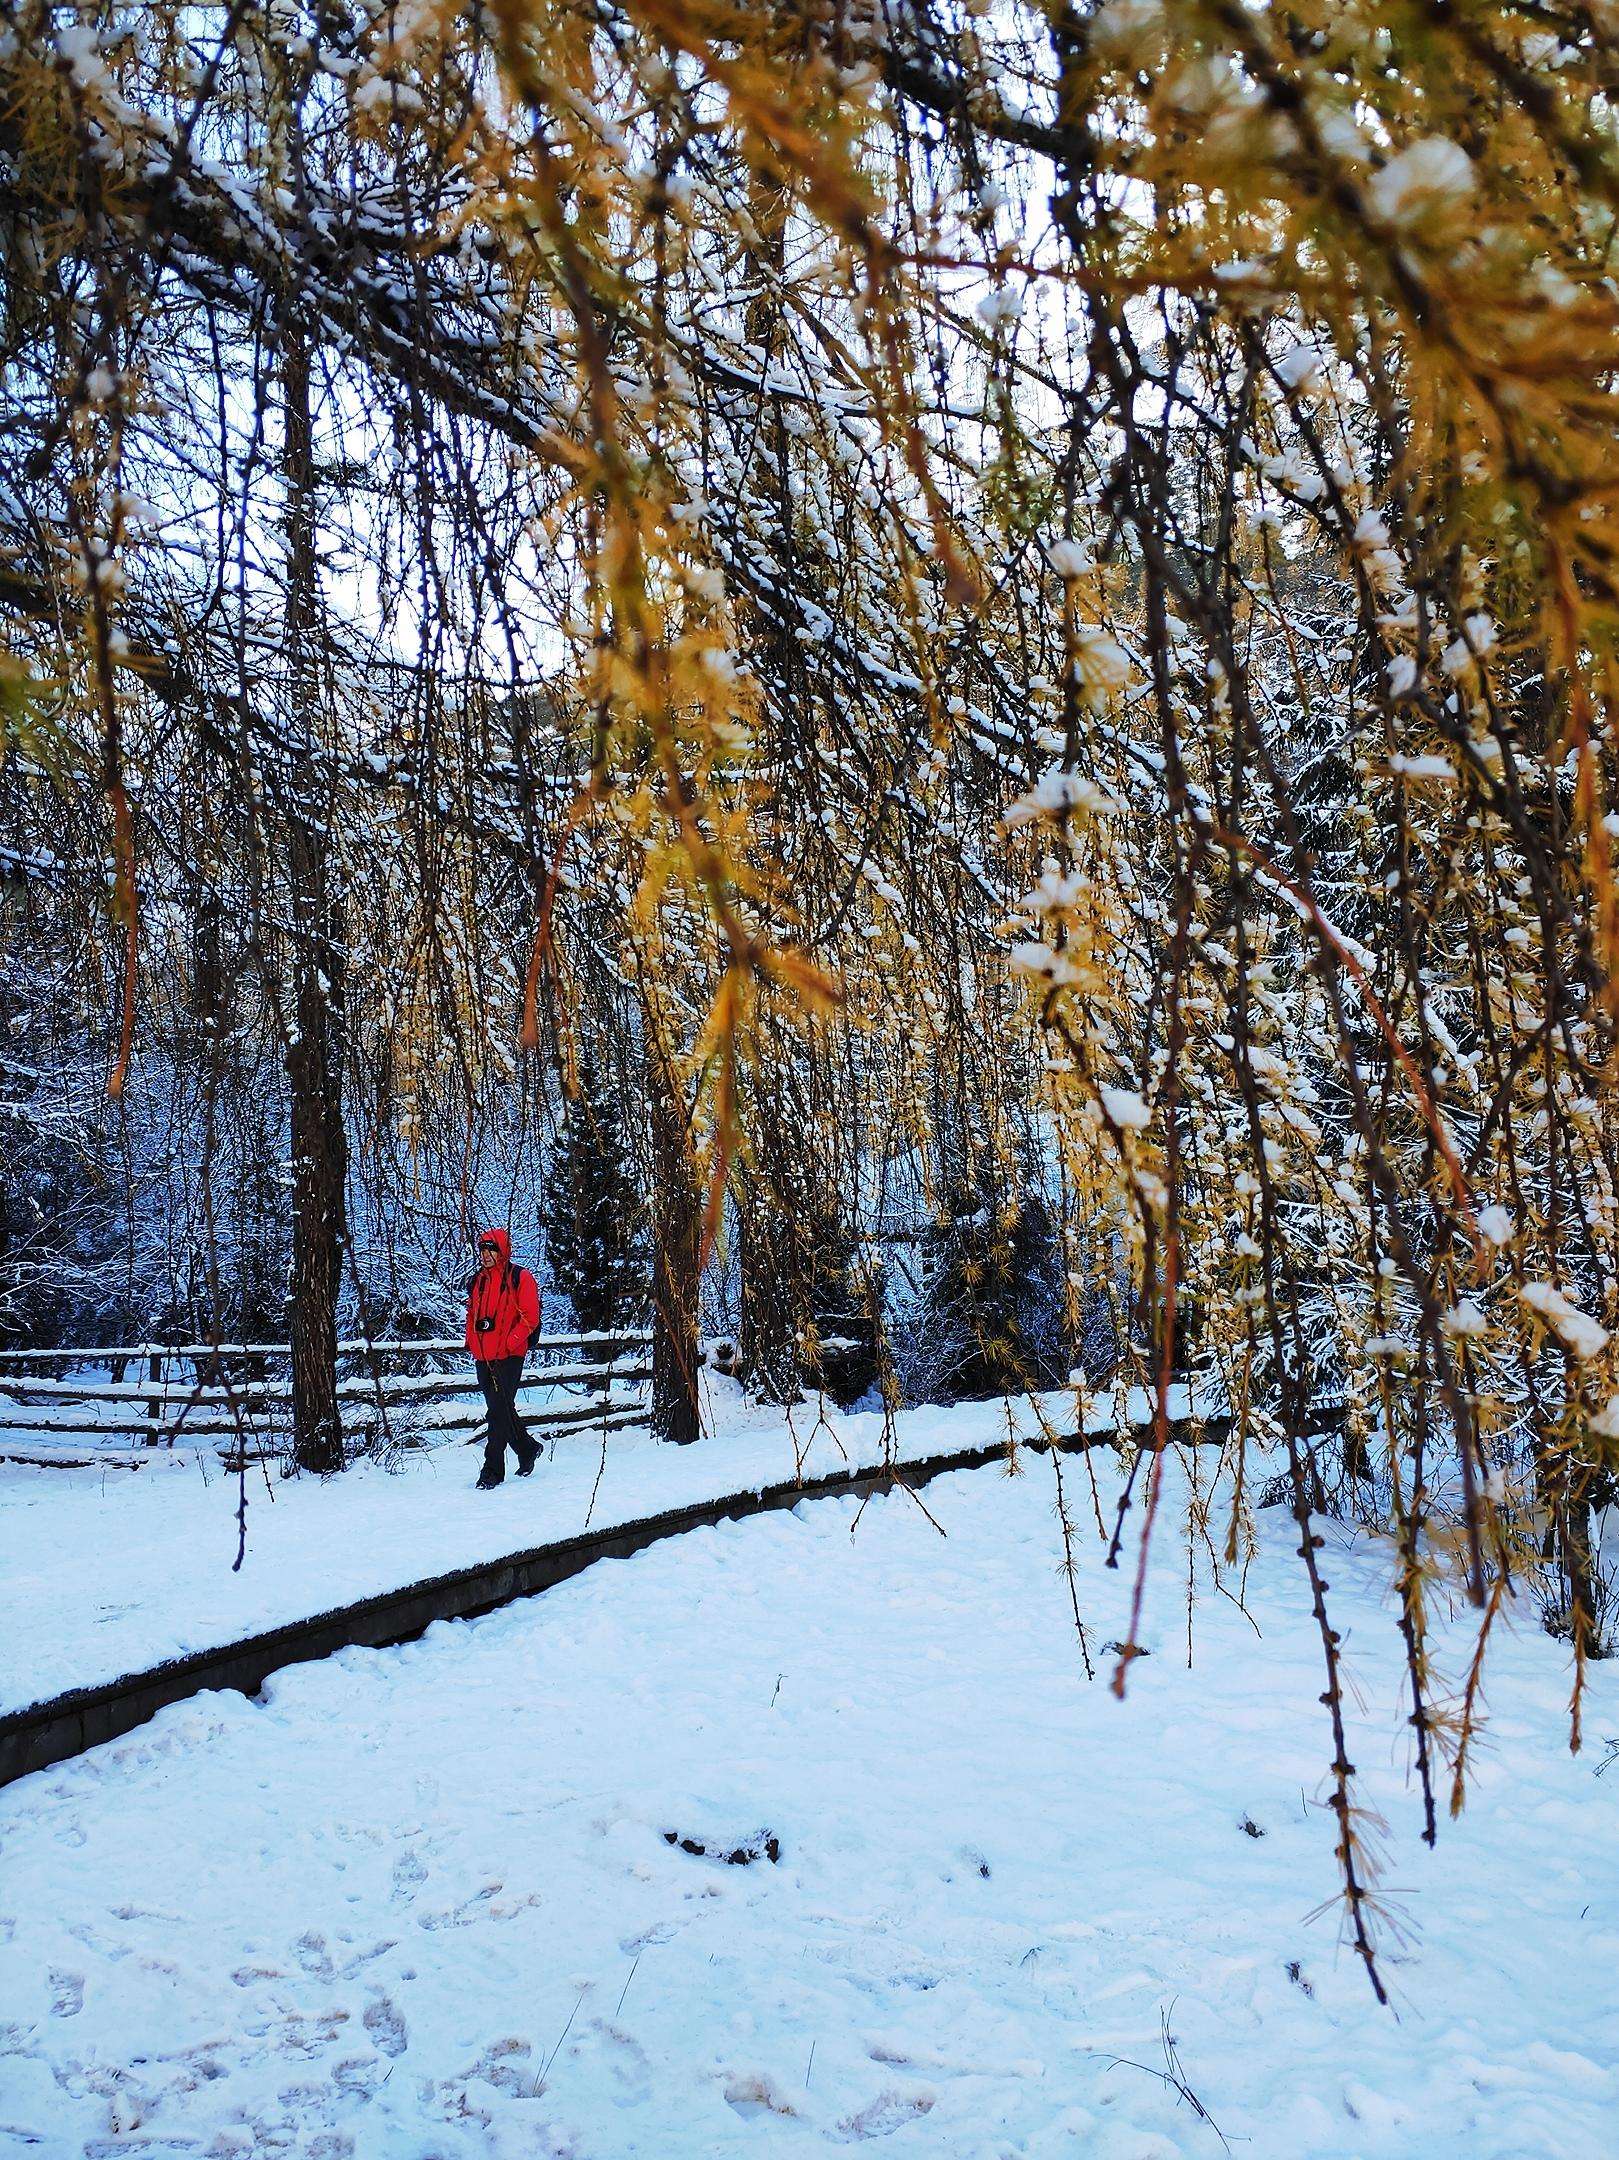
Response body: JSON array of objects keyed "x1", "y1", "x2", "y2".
[
  {"x1": 647, "y1": 1029, "x2": 701, "y2": 1445},
  {"x1": 282, "y1": 316, "x2": 347, "y2": 1475},
  {"x1": 1539, "y1": 1441, "x2": 1606, "y2": 1658}
]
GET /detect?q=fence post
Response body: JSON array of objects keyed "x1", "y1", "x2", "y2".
[
  {"x1": 593, "y1": 1335, "x2": 611, "y2": 1414},
  {"x1": 146, "y1": 1348, "x2": 164, "y2": 1446}
]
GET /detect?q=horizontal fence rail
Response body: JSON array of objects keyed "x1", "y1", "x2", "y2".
[
  {"x1": 0, "y1": 1332, "x2": 654, "y2": 1468},
  {"x1": 0, "y1": 1331, "x2": 650, "y2": 1363}
]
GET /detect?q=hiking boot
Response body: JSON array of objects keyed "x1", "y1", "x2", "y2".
[
  {"x1": 475, "y1": 1470, "x2": 503, "y2": 1490},
  {"x1": 515, "y1": 1447, "x2": 539, "y2": 1478}
]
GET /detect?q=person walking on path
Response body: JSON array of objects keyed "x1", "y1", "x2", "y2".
[{"x1": 465, "y1": 1227, "x2": 541, "y2": 1488}]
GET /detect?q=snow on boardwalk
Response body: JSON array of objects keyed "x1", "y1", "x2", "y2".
[
  {"x1": 0, "y1": 1385, "x2": 1147, "y2": 1714},
  {"x1": 0, "y1": 1450, "x2": 1614, "y2": 2157}
]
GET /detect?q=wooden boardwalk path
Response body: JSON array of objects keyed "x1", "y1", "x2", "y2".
[{"x1": 1, "y1": 1418, "x2": 1219, "y2": 1790}]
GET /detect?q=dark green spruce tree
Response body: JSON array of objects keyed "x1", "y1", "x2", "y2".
[
  {"x1": 545, "y1": 1052, "x2": 649, "y2": 1337},
  {"x1": 918, "y1": 1146, "x2": 1066, "y2": 1404}
]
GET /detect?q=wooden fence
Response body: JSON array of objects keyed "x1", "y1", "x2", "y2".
[{"x1": 0, "y1": 1332, "x2": 652, "y2": 1469}]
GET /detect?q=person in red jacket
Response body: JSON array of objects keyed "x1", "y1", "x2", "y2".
[{"x1": 465, "y1": 1227, "x2": 541, "y2": 1488}]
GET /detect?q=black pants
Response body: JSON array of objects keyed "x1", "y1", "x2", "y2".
[{"x1": 476, "y1": 1356, "x2": 535, "y2": 1482}]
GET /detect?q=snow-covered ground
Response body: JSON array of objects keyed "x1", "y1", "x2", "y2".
[
  {"x1": 1, "y1": 1381, "x2": 1159, "y2": 1711},
  {"x1": 1, "y1": 1430, "x2": 1615, "y2": 2158}
]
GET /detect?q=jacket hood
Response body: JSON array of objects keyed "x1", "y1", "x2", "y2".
[{"x1": 479, "y1": 1227, "x2": 512, "y2": 1263}]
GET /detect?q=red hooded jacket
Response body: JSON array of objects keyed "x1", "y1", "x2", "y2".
[{"x1": 465, "y1": 1228, "x2": 540, "y2": 1363}]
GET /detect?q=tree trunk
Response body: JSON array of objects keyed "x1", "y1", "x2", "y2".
[
  {"x1": 286, "y1": 859, "x2": 347, "y2": 1473},
  {"x1": 1560, "y1": 1491, "x2": 1603, "y2": 1657},
  {"x1": 1539, "y1": 1440, "x2": 1605, "y2": 1657},
  {"x1": 282, "y1": 317, "x2": 346, "y2": 1475},
  {"x1": 647, "y1": 1033, "x2": 701, "y2": 1444}
]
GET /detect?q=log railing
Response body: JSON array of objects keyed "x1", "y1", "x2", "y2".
[{"x1": 0, "y1": 1332, "x2": 653, "y2": 1467}]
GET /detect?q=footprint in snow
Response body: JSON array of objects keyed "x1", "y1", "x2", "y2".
[
  {"x1": 838, "y1": 2089, "x2": 936, "y2": 2140},
  {"x1": 294, "y1": 1931, "x2": 335, "y2": 1977},
  {"x1": 48, "y1": 1969, "x2": 84, "y2": 2018},
  {"x1": 619, "y1": 1919, "x2": 679, "y2": 1954},
  {"x1": 104, "y1": 2083, "x2": 147, "y2": 2134},
  {"x1": 337, "y1": 1938, "x2": 398, "y2": 1980},
  {"x1": 390, "y1": 1852, "x2": 427, "y2": 1904},
  {"x1": 333, "y1": 2052, "x2": 386, "y2": 2097},
  {"x1": 417, "y1": 1883, "x2": 502, "y2": 1931},
  {"x1": 65, "y1": 1920, "x2": 126, "y2": 1964},
  {"x1": 363, "y1": 1993, "x2": 409, "y2": 2059},
  {"x1": 462, "y1": 2037, "x2": 534, "y2": 2097},
  {"x1": 590, "y1": 2018, "x2": 652, "y2": 2104},
  {"x1": 724, "y1": 2070, "x2": 800, "y2": 2120}
]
